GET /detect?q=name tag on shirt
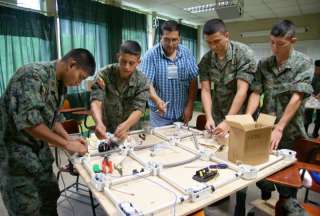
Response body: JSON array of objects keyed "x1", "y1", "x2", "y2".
[{"x1": 167, "y1": 64, "x2": 178, "y2": 79}]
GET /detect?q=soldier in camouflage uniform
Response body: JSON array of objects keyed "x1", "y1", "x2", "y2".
[
  {"x1": 0, "y1": 49, "x2": 96, "y2": 216},
  {"x1": 199, "y1": 18, "x2": 257, "y2": 216},
  {"x1": 304, "y1": 60, "x2": 320, "y2": 138},
  {"x1": 247, "y1": 20, "x2": 313, "y2": 216},
  {"x1": 199, "y1": 18, "x2": 257, "y2": 136},
  {"x1": 91, "y1": 41, "x2": 149, "y2": 140}
]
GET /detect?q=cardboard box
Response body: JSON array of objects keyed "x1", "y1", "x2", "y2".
[{"x1": 225, "y1": 113, "x2": 276, "y2": 165}]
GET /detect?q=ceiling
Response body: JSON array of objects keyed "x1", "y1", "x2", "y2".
[{"x1": 121, "y1": 0, "x2": 320, "y2": 26}]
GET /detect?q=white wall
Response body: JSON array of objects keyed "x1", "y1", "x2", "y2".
[
  {"x1": 249, "y1": 40, "x2": 320, "y2": 62},
  {"x1": 199, "y1": 39, "x2": 320, "y2": 63}
]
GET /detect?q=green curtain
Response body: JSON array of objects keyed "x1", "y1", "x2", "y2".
[
  {"x1": 58, "y1": 0, "x2": 148, "y2": 94},
  {"x1": 58, "y1": 0, "x2": 111, "y2": 94},
  {"x1": 0, "y1": 6, "x2": 56, "y2": 96},
  {"x1": 154, "y1": 18, "x2": 198, "y2": 59},
  {"x1": 180, "y1": 24, "x2": 197, "y2": 59},
  {"x1": 59, "y1": 0, "x2": 144, "y2": 95},
  {"x1": 122, "y1": 10, "x2": 148, "y2": 54}
]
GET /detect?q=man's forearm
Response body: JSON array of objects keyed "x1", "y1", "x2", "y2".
[
  {"x1": 25, "y1": 124, "x2": 68, "y2": 148},
  {"x1": 228, "y1": 79, "x2": 249, "y2": 115},
  {"x1": 149, "y1": 85, "x2": 162, "y2": 105},
  {"x1": 53, "y1": 122, "x2": 69, "y2": 140},
  {"x1": 201, "y1": 81, "x2": 213, "y2": 120},
  {"x1": 91, "y1": 100, "x2": 104, "y2": 125},
  {"x1": 276, "y1": 92, "x2": 303, "y2": 130},
  {"x1": 246, "y1": 92, "x2": 260, "y2": 115},
  {"x1": 124, "y1": 110, "x2": 143, "y2": 129},
  {"x1": 186, "y1": 79, "x2": 197, "y2": 107}
]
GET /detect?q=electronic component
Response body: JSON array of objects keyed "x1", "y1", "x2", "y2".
[
  {"x1": 98, "y1": 140, "x2": 118, "y2": 152},
  {"x1": 192, "y1": 167, "x2": 219, "y2": 182}
]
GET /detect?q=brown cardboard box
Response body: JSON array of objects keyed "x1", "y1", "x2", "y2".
[{"x1": 225, "y1": 113, "x2": 276, "y2": 165}]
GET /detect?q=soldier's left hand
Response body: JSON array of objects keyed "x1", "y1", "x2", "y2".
[
  {"x1": 213, "y1": 121, "x2": 229, "y2": 137},
  {"x1": 114, "y1": 122, "x2": 129, "y2": 140},
  {"x1": 270, "y1": 126, "x2": 283, "y2": 152},
  {"x1": 96, "y1": 77, "x2": 105, "y2": 89},
  {"x1": 183, "y1": 105, "x2": 193, "y2": 125}
]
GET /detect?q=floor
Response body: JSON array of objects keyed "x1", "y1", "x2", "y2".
[{"x1": 1, "y1": 118, "x2": 320, "y2": 216}]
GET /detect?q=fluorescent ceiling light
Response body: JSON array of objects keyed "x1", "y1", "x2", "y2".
[
  {"x1": 241, "y1": 27, "x2": 310, "y2": 38},
  {"x1": 184, "y1": 4, "x2": 215, "y2": 14}
]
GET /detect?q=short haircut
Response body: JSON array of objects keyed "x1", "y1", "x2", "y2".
[
  {"x1": 271, "y1": 20, "x2": 296, "y2": 37},
  {"x1": 120, "y1": 40, "x2": 141, "y2": 57},
  {"x1": 160, "y1": 20, "x2": 180, "y2": 35},
  {"x1": 61, "y1": 48, "x2": 96, "y2": 76},
  {"x1": 315, "y1": 60, "x2": 320, "y2": 67},
  {"x1": 203, "y1": 18, "x2": 227, "y2": 35}
]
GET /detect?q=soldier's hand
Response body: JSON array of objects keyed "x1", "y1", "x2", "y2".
[
  {"x1": 70, "y1": 136, "x2": 87, "y2": 144},
  {"x1": 270, "y1": 126, "x2": 283, "y2": 152},
  {"x1": 205, "y1": 118, "x2": 215, "y2": 133},
  {"x1": 156, "y1": 100, "x2": 167, "y2": 116},
  {"x1": 213, "y1": 121, "x2": 229, "y2": 137},
  {"x1": 95, "y1": 123, "x2": 107, "y2": 140},
  {"x1": 114, "y1": 122, "x2": 129, "y2": 140},
  {"x1": 65, "y1": 140, "x2": 88, "y2": 156},
  {"x1": 183, "y1": 104, "x2": 193, "y2": 125},
  {"x1": 96, "y1": 77, "x2": 105, "y2": 90}
]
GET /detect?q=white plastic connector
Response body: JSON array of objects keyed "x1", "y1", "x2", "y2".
[
  {"x1": 199, "y1": 149, "x2": 211, "y2": 161},
  {"x1": 185, "y1": 184, "x2": 214, "y2": 202},
  {"x1": 238, "y1": 165, "x2": 258, "y2": 180},
  {"x1": 276, "y1": 149, "x2": 297, "y2": 160},
  {"x1": 118, "y1": 201, "x2": 140, "y2": 216},
  {"x1": 173, "y1": 122, "x2": 184, "y2": 129},
  {"x1": 146, "y1": 161, "x2": 162, "y2": 175},
  {"x1": 91, "y1": 173, "x2": 106, "y2": 192}
]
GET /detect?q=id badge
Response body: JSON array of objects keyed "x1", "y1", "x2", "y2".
[{"x1": 167, "y1": 64, "x2": 178, "y2": 80}]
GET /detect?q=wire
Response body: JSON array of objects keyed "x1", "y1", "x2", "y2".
[{"x1": 136, "y1": 174, "x2": 178, "y2": 216}]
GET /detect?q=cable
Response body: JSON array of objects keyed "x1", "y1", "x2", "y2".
[
  {"x1": 137, "y1": 174, "x2": 178, "y2": 216},
  {"x1": 163, "y1": 154, "x2": 201, "y2": 168}
]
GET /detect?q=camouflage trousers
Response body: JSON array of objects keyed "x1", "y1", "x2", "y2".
[{"x1": 1, "y1": 168, "x2": 60, "y2": 216}]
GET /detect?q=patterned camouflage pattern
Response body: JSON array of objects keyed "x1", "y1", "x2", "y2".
[
  {"x1": 2, "y1": 168, "x2": 60, "y2": 216},
  {"x1": 0, "y1": 61, "x2": 65, "y2": 215},
  {"x1": 311, "y1": 75, "x2": 320, "y2": 95},
  {"x1": 199, "y1": 41, "x2": 257, "y2": 123},
  {"x1": 90, "y1": 63, "x2": 149, "y2": 132},
  {"x1": 251, "y1": 50, "x2": 314, "y2": 149}
]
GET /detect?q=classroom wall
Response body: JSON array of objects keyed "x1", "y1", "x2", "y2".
[{"x1": 199, "y1": 13, "x2": 320, "y2": 61}]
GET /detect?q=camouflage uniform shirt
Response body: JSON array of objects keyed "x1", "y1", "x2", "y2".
[
  {"x1": 252, "y1": 50, "x2": 314, "y2": 149},
  {"x1": 199, "y1": 41, "x2": 257, "y2": 123},
  {"x1": 311, "y1": 75, "x2": 320, "y2": 95},
  {"x1": 0, "y1": 61, "x2": 66, "y2": 176},
  {"x1": 91, "y1": 63, "x2": 149, "y2": 132}
]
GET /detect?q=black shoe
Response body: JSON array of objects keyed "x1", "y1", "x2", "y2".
[{"x1": 261, "y1": 190, "x2": 272, "y2": 200}]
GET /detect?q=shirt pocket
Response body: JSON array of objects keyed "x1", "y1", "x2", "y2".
[
  {"x1": 208, "y1": 68, "x2": 221, "y2": 83},
  {"x1": 223, "y1": 64, "x2": 237, "y2": 85}
]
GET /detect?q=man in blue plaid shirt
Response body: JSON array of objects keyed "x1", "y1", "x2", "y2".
[{"x1": 140, "y1": 20, "x2": 198, "y2": 127}]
